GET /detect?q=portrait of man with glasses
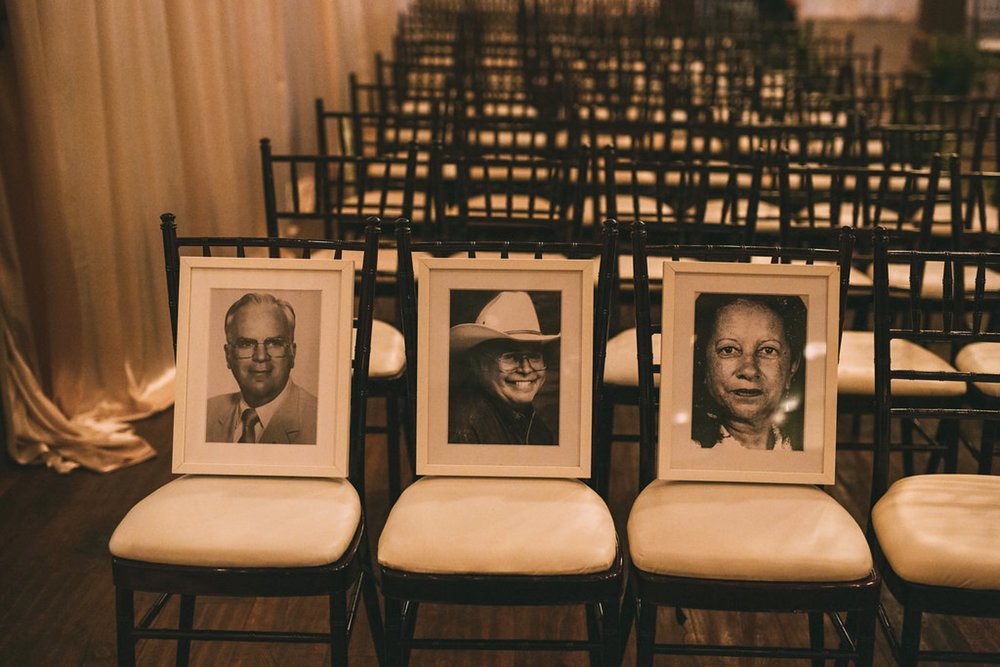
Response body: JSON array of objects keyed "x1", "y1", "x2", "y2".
[
  {"x1": 448, "y1": 290, "x2": 560, "y2": 445},
  {"x1": 205, "y1": 292, "x2": 318, "y2": 445}
]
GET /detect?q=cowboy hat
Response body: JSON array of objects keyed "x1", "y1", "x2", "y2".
[{"x1": 450, "y1": 291, "x2": 560, "y2": 354}]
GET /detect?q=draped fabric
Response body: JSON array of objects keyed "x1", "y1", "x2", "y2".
[{"x1": 0, "y1": 0, "x2": 404, "y2": 472}]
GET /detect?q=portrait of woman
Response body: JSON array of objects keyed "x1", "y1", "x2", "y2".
[{"x1": 691, "y1": 292, "x2": 807, "y2": 451}]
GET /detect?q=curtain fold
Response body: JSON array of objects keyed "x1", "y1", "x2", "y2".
[{"x1": 1, "y1": 0, "x2": 405, "y2": 472}]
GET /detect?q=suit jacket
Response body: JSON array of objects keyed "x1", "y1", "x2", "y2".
[{"x1": 205, "y1": 381, "x2": 318, "y2": 444}]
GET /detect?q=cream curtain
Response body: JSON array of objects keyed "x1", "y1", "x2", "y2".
[{"x1": 0, "y1": 0, "x2": 404, "y2": 472}]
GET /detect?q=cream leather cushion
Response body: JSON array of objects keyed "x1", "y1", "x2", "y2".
[
  {"x1": 870, "y1": 262, "x2": 1000, "y2": 300},
  {"x1": 795, "y1": 201, "x2": 865, "y2": 228},
  {"x1": 628, "y1": 481, "x2": 873, "y2": 582},
  {"x1": 701, "y1": 199, "x2": 782, "y2": 232},
  {"x1": 363, "y1": 320, "x2": 406, "y2": 379},
  {"x1": 450, "y1": 193, "x2": 558, "y2": 218},
  {"x1": 341, "y1": 190, "x2": 429, "y2": 223},
  {"x1": 109, "y1": 476, "x2": 361, "y2": 568},
  {"x1": 285, "y1": 247, "x2": 433, "y2": 277},
  {"x1": 837, "y1": 330, "x2": 966, "y2": 396},
  {"x1": 955, "y1": 342, "x2": 1000, "y2": 398},
  {"x1": 582, "y1": 195, "x2": 671, "y2": 227},
  {"x1": 604, "y1": 328, "x2": 660, "y2": 387},
  {"x1": 872, "y1": 474, "x2": 1000, "y2": 589},
  {"x1": 748, "y1": 256, "x2": 872, "y2": 287},
  {"x1": 339, "y1": 248, "x2": 432, "y2": 276},
  {"x1": 377, "y1": 477, "x2": 618, "y2": 575},
  {"x1": 617, "y1": 256, "x2": 698, "y2": 282}
]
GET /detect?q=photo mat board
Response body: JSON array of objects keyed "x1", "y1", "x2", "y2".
[
  {"x1": 417, "y1": 258, "x2": 594, "y2": 477},
  {"x1": 173, "y1": 256, "x2": 355, "y2": 477},
  {"x1": 658, "y1": 262, "x2": 840, "y2": 484}
]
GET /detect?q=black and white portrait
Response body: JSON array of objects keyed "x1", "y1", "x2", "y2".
[
  {"x1": 691, "y1": 293, "x2": 807, "y2": 452},
  {"x1": 417, "y1": 258, "x2": 593, "y2": 477},
  {"x1": 448, "y1": 289, "x2": 561, "y2": 445},
  {"x1": 205, "y1": 289, "x2": 321, "y2": 445},
  {"x1": 659, "y1": 261, "x2": 839, "y2": 484}
]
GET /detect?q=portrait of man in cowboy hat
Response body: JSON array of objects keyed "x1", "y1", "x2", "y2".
[{"x1": 448, "y1": 290, "x2": 560, "y2": 445}]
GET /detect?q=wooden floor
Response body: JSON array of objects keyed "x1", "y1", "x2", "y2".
[{"x1": 1, "y1": 395, "x2": 998, "y2": 666}]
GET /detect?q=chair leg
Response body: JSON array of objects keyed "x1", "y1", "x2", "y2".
[
  {"x1": 329, "y1": 590, "x2": 349, "y2": 666},
  {"x1": 360, "y1": 567, "x2": 386, "y2": 667},
  {"x1": 586, "y1": 602, "x2": 602, "y2": 667},
  {"x1": 854, "y1": 602, "x2": 876, "y2": 667},
  {"x1": 809, "y1": 611, "x2": 824, "y2": 667},
  {"x1": 115, "y1": 586, "x2": 136, "y2": 667},
  {"x1": 400, "y1": 600, "x2": 419, "y2": 667},
  {"x1": 176, "y1": 595, "x2": 195, "y2": 667},
  {"x1": 634, "y1": 596, "x2": 657, "y2": 667},
  {"x1": 601, "y1": 598, "x2": 621, "y2": 667},
  {"x1": 618, "y1": 579, "x2": 636, "y2": 664},
  {"x1": 383, "y1": 596, "x2": 405, "y2": 667},
  {"x1": 386, "y1": 389, "x2": 402, "y2": 502},
  {"x1": 899, "y1": 605, "x2": 922, "y2": 667}
]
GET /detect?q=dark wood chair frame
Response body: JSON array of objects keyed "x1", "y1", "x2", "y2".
[
  {"x1": 623, "y1": 222, "x2": 880, "y2": 666},
  {"x1": 778, "y1": 153, "x2": 976, "y2": 475},
  {"x1": 379, "y1": 220, "x2": 625, "y2": 666},
  {"x1": 260, "y1": 138, "x2": 424, "y2": 499},
  {"x1": 111, "y1": 214, "x2": 387, "y2": 666},
  {"x1": 870, "y1": 228, "x2": 1000, "y2": 665},
  {"x1": 594, "y1": 148, "x2": 766, "y2": 497}
]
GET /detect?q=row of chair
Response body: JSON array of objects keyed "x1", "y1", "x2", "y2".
[
  {"x1": 109, "y1": 215, "x2": 1000, "y2": 665},
  {"x1": 263, "y1": 136, "x2": 1000, "y2": 248}
]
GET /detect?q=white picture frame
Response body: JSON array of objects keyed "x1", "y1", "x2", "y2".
[
  {"x1": 172, "y1": 257, "x2": 354, "y2": 477},
  {"x1": 659, "y1": 262, "x2": 840, "y2": 484},
  {"x1": 416, "y1": 258, "x2": 594, "y2": 477}
]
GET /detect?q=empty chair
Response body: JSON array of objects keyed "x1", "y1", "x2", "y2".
[{"x1": 869, "y1": 226, "x2": 1000, "y2": 665}]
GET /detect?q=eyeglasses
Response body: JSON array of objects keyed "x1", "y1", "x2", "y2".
[
  {"x1": 231, "y1": 337, "x2": 289, "y2": 359},
  {"x1": 495, "y1": 351, "x2": 546, "y2": 372}
]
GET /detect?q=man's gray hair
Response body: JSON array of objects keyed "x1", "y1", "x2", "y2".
[{"x1": 224, "y1": 293, "x2": 296, "y2": 341}]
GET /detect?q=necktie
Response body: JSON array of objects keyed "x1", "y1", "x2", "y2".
[{"x1": 238, "y1": 408, "x2": 260, "y2": 443}]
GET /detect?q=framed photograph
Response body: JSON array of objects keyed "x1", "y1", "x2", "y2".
[
  {"x1": 416, "y1": 258, "x2": 594, "y2": 477},
  {"x1": 658, "y1": 262, "x2": 840, "y2": 484},
  {"x1": 172, "y1": 257, "x2": 355, "y2": 477}
]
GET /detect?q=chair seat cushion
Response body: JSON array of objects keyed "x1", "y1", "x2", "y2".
[
  {"x1": 283, "y1": 246, "x2": 433, "y2": 276},
  {"x1": 604, "y1": 327, "x2": 660, "y2": 387},
  {"x1": 955, "y1": 342, "x2": 1000, "y2": 398},
  {"x1": 377, "y1": 476, "x2": 618, "y2": 575},
  {"x1": 109, "y1": 476, "x2": 361, "y2": 568},
  {"x1": 449, "y1": 193, "x2": 558, "y2": 218},
  {"x1": 617, "y1": 256, "x2": 698, "y2": 282},
  {"x1": 339, "y1": 247, "x2": 433, "y2": 276},
  {"x1": 367, "y1": 320, "x2": 406, "y2": 379},
  {"x1": 867, "y1": 262, "x2": 1000, "y2": 300},
  {"x1": 837, "y1": 330, "x2": 966, "y2": 397},
  {"x1": 749, "y1": 256, "x2": 872, "y2": 287},
  {"x1": 628, "y1": 480, "x2": 873, "y2": 582},
  {"x1": 341, "y1": 190, "x2": 429, "y2": 222},
  {"x1": 872, "y1": 474, "x2": 1000, "y2": 589}
]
